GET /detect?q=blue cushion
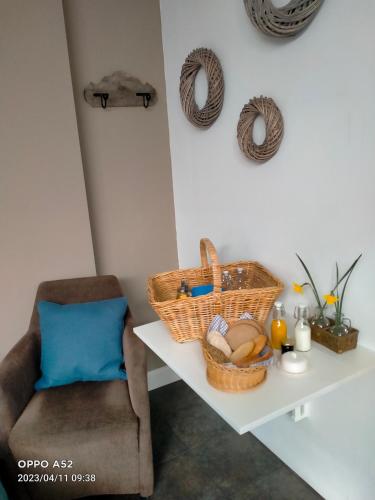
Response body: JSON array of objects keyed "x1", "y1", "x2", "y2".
[{"x1": 35, "y1": 297, "x2": 128, "y2": 391}]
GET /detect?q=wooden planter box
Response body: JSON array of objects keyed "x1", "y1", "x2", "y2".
[{"x1": 310, "y1": 319, "x2": 359, "y2": 354}]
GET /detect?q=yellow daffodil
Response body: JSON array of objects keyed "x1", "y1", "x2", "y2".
[
  {"x1": 293, "y1": 282, "x2": 304, "y2": 294},
  {"x1": 324, "y1": 294, "x2": 339, "y2": 305}
]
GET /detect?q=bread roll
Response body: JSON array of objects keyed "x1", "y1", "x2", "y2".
[
  {"x1": 230, "y1": 340, "x2": 254, "y2": 363},
  {"x1": 236, "y1": 345, "x2": 273, "y2": 368},
  {"x1": 234, "y1": 335, "x2": 268, "y2": 368},
  {"x1": 205, "y1": 343, "x2": 229, "y2": 364},
  {"x1": 252, "y1": 334, "x2": 268, "y2": 356},
  {"x1": 207, "y1": 330, "x2": 232, "y2": 358},
  {"x1": 225, "y1": 319, "x2": 263, "y2": 350}
]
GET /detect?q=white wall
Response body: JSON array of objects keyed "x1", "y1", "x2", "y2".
[
  {"x1": 160, "y1": 1, "x2": 375, "y2": 498},
  {"x1": 252, "y1": 373, "x2": 375, "y2": 500},
  {"x1": 0, "y1": 0, "x2": 96, "y2": 360}
]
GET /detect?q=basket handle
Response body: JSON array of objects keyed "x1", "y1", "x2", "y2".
[{"x1": 200, "y1": 238, "x2": 221, "y2": 294}]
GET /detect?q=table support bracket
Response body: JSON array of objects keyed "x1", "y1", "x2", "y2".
[{"x1": 291, "y1": 402, "x2": 310, "y2": 422}]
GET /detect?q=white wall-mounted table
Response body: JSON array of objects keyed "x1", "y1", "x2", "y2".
[{"x1": 134, "y1": 321, "x2": 375, "y2": 434}]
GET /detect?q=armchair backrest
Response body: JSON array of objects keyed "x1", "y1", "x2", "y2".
[{"x1": 29, "y1": 275, "x2": 123, "y2": 332}]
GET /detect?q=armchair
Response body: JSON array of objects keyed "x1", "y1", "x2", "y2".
[{"x1": 0, "y1": 275, "x2": 153, "y2": 499}]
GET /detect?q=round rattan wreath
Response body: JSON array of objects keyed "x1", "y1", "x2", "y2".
[
  {"x1": 243, "y1": 0, "x2": 323, "y2": 38},
  {"x1": 180, "y1": 48, "x2": 224, "y2": 129},
  {"x1": 237, "y1": 96, "x2": 284, "y2": 162}
]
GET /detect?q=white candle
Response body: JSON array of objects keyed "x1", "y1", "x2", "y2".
[{"x1": 281, "y1": 351, "x2": 308, "y2": 374}]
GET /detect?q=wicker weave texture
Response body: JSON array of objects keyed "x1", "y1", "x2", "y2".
[
  {"x1": 202, "y1": 338, "x2": 268, "y2": 392},
  {"x1": 243, "y1": 0, "x2": 323, "y2": 38},
  {"x1": 311, "y1": 322, "x2": 359, "y2": 354},
  {"x1": 180, "y1": 48, "x2": 224, "y2": 129},
  {"x1": 148, "y1": 239, "x2": 283, "y2": 343},
  {"x1": 237, "y1": 96, "x2": 283, "y2": 162}
]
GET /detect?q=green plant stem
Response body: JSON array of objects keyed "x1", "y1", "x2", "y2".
[
  {"x1": 296, "y1": 253, "x2": 323, "y2": 310},
  {"x1": 296, "y1": 254, "x2": 362, "y2": 325},
  {"x1": 331, "y1": 254, "x2": 362, "y2": 296},
  {"x1": 339, "y1": 264, "x2": 356, "y2": 318},
  {"x1": 332, "y1": 255, "x2": 362, "y2": 326},
  {"x1": 334, "y1": 262, "x2": 340, "y2": 323}
]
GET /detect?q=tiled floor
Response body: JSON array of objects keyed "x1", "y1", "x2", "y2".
[
  {"x1": 2, "y1": 380, "x2": 322, "y2": 500},
  {"x1": 83, "y1": 379, "x2": 322, "y2": 500},
  {"x1": 147, "y1": 380, "x2": 321, "y2": 500}
]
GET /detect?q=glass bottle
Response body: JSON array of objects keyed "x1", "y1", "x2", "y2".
[
  {"x1": 294, "y1": 304, "x2": 311, "y2": 351},
  {"x1": 221, "y1": 270, "x2": 232, "y2": 291},
  {"x1": 271, "y1": 301, "x2": 287, "y2": 349},
  {"x1": 176, "y1": 279, "x2": 189, "y2": 299},
  {"x1": 181, "y1": 279, "x2": 191, "y2": 297},
  {"x1": 233, "y1": 267, "x2": 247, "y2": 290},
  {"x1": 330, "y1": 313, "x2": 351, "y2": 336},
  {"x1": 310, "y1": 306, "x2": 330, "y2": 329}
]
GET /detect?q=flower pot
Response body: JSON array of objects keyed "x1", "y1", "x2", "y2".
[{"x1": 310, "y1": 318, "x2": 359, "y2": 354}]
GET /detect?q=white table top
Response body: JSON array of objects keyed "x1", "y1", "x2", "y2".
[{"x1": 134, "y1": 321, "x2": 375, "y2": 434}]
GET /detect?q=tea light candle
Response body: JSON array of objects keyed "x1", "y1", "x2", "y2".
[{"x1": 281, "y1": 351, "x2": 308, "y2": 374}]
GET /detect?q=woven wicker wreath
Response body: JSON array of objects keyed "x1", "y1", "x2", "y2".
[
  {"x1": 237, "y1": 96, "x2": 284, "y2": 162},
  {"x1": 180, "y1": 48, "x2": 224, "y2": 129},
  {"x1": 243, "y1": 0, "x2": 323, "y2": 38}
]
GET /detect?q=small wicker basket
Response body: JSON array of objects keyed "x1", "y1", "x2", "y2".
[
  {"x1": 310, "y1": 319, "x2": 359, "y2": 354},
  {"x1": 148, "y1": 238, "x2": 283, "y2": 342},
  {"x1": 202, "y1": 337, "x2": 273, "y2": 392}
]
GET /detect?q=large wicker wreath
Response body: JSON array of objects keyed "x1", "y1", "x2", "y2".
[
  {"x1": 180, "y1": 48, "x2": 224, "y2": 129},
  {"x1": 243, "y1": 0, "x2": 323, "y2": 38},
  {"x1": 237, "y1": 96, "x2": 284, "y2": 162}
]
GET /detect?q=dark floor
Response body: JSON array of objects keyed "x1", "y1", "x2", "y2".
[
  {"x1": 146, "y1": 380, "x2": 322, "y2": 500},
  {"x1": 4, "y1": 380, "x2": 322, "y2": 500},
  {"x1": 90, "y1": 381, "x2": 322, "y2": 499}
]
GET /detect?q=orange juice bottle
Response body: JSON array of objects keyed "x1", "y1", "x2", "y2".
[{"x1": 271, "y1": 301, "x2": 287, "y2": 349}]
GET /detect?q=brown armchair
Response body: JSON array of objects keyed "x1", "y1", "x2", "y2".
[{"x1": 0, "y1": 276, "x2": 153, "y2": 500}]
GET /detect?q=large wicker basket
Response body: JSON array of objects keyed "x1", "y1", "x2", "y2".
[{"x1": 148, "y1": 238, "x2": 283, "y2": 342}]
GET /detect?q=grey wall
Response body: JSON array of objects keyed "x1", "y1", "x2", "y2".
[
  {"x1": 63, "y1": 0, "x2": 178, "y2": 369},
  {"x1": 0, "y1": 0, "x2": 96, "y2": 360}
]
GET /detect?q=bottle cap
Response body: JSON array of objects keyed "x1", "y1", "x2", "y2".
[
  {"x1": 223, "y1": 270, "x2": 229, "y2": 275},
  {"x1": 237, "y1": 267, "x2": 244, "y2": 272},
  {"x1": 274, "y1": 301, "x2": 283, "y2": 308},
  {"x1": 294, "y1": 303, "x2": 309, "y2": 319}
]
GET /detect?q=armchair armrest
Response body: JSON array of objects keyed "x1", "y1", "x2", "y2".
[
  {"x1": 0, "y1": 330, "x2": 40, "y2": 453},
  {"x1": 124, "y1": 309, "x2": 149, "y2": 419},
  {"x1": 123, "y1": 309, "x2": 153, "y2": 496}
]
